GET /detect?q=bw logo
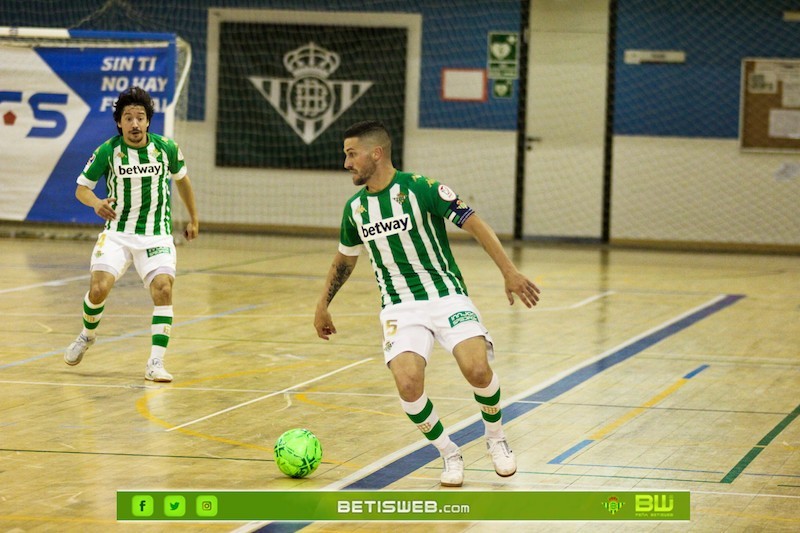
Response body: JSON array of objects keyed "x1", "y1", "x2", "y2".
[{"x1": 249, "y1": 42, "x2": 373, "y2": 144}]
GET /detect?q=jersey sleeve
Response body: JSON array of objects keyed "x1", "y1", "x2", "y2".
[
  {"x1": 167, "y1": 139, "x2": 188, "y2": 180},
  {"x1": 76, "y1": 142, "x2": 111, "y2": 189},
  {"x1": 338, "y1": 200, "x2": 363, "y2": 256},
  {"x1": 421, "y1": 179, "x2": 475, "y2": 228}
]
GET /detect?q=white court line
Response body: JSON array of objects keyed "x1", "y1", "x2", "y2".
[
  {"x1": 299, "y1": 295, "x2": 735, "y2": 492},
  {"x1": 165, "y1": 357, "x2": 373, "y2": 432},
  {"x1": 0, "y1": 274, "x2": 87, "y2": 294},
  {"x1": 0, "y1": 380, "x2": 166, "y2": 390},
  {"x1": 0, "y1": 288, "x2": 610, "y2": 318},
  {"x1": 0, "y1": 304, "x2": 264, "y2": 370},
  {"x1": 230, "y1": 295, "x2": 753, "y2": 533},
  {"x1": 0, "y1": 380, "x2": 401, "y2": 398},
  {"x1": 534, "y1": 290, "x2": 615, "y2": 312}
]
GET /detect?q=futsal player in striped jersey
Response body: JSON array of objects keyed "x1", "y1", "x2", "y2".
[
  {"x1": 64, "y1": 87, "x2": 199, "y2": 382},
  {"x1": 314, "y1": 121, "x2": 540, "y2": 486}
]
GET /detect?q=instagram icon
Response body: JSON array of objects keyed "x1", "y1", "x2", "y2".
[{"x1": 196, "y1": 495, "x2": 218, "y2": 517}]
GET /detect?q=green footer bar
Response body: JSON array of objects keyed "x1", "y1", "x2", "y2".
[{"x1": 118, "y1": 490, "x2": 690, "y2": 521}]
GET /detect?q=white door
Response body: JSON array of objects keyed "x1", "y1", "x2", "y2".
[{"x1": 524, "y1": 0, "x2": 610, "y2": 239}]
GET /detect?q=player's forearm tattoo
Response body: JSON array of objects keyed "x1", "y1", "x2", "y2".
[{"x1": 326, "y1": 262, "x2": 354, "y2": 304}]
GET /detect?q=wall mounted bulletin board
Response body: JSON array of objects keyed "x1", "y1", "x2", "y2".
[{"x1": 740, "y1": 58, "x2": 800, "y2": 152}]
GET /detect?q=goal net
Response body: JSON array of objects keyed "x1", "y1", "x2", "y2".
[
  {"x1": 1, "y1": 4, "x2": 523, "y2": 242},
  {"x1": 2, "y1": 3, "x2": 798, "y2": 250},
  {"x1": 0, "y1": 27, "x2": 191, "y2": 229},
  {"x1": 191, "y1": 6, "x2": 523, "y2": 238}
]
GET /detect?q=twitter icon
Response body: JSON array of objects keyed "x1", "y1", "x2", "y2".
[{"x1": 164, "y1": 495, "x2": 186, "y2": 517}]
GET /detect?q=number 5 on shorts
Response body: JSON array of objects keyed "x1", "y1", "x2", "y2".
[{"x1": 384, "y1": 319, "x2": 398, "y2": 337}]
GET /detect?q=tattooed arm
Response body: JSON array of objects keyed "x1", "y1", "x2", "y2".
[{"x1": 314, "y1": 252, "x2": 359, "y2": 340}]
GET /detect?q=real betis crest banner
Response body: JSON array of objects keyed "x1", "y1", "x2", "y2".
[{"x1": 215, "y1": 22, "x2": 407, "y2": 170}]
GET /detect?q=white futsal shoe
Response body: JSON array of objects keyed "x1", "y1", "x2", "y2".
[
  {"x1": 64, "y1": 333, "x2": 95, "y2": 366},
  {"x1": 145, "y1": 358, "x2": 173, "y2": 382},
  {"x1": 440, "y1": 449, "x2": 465, "y2": 487},
  {"x1": 487, "y1": 437, "x2": 516, "y2": 477}
]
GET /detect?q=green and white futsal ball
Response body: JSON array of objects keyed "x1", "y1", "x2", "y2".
[{"x1": 274, "y1": 428, "x2": 322, "y2": 478}]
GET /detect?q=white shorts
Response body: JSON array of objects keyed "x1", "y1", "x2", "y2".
[
  {"x1": 89, "y1": 230, "x2": 177, "y2": 288},
  {"x1": 379, "y1": 294, "x2": 494, "y2": 365}
]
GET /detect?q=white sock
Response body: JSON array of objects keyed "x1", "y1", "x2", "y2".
[
  {"x1": 400, "y1": 393, "x2": 455, "y2": 455},
  {"x1": 149, "y1": 305, "x2": 173, "y2": 363},
  {"x1": 473, "y1": 372, "x2": 505, "y2": 439}
]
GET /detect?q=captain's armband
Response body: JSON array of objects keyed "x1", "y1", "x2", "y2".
[{"x1": 445, "y1": 198, "x2": 474, "y2": 227}]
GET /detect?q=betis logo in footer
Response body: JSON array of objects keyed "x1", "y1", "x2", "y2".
[
  {"x1": 248, "y1": 42, "x2": 373, "y2": 145},
  {"x1": 603, "y1": 496, "x2": 624, "y2": 515}
]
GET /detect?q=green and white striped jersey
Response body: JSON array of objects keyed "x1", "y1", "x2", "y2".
[
  {"x1": 77, "y1": 133, "x2": 187, "y2": 236},
  {"x1": 339, "y1": 171, "x2": 476, "y2": 307}
]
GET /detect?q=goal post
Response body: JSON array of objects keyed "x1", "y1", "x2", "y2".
[{"x1": 0, "y1": 27, "x2": 191, "y2": 226}]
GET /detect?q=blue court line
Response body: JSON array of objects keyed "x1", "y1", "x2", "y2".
[
  {"x1": 548, "y1": 363, "x2": 711, "y2": 465},
  {"x1": 683, "y1": 364, "x2": 709, "y2": 379},
  {"x1": 253, "y1": 294, "x2": 743, "y2": 533},
  {"x1": 0, "y1": 304, "x2": 262, "y2": 370},
  {"x1": 549, "y1": 439, "x2": 594, "y2": 465}
]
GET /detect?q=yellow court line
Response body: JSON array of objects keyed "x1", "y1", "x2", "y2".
[
  {"x1": 589, "y1": 378, "x2": 690, "y2": 441},
  {"x1": 165, "y1": 358, "x2": 373, "y2": 432},
  {"x1": 293, "y1": 392, "x2": 406, "y2": 419},
  {"x1": 134, "y1": 358, "x2": 372, "y2": 463}
]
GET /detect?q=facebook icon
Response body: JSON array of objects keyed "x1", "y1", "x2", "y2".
[{"x1": 132, "y1": 495, "x2": 154, "y2": 517}]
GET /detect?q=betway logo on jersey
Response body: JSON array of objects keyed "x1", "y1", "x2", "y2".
[
  {"x1": 116, "y1": 163, "x2": 163, "y2": 177},
  {"x1": 360, "y1": 214, "x2": 411, "y2": 241}
]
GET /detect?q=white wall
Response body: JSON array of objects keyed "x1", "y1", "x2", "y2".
[
  {"x1": 176, "y1": 0, "x2": 799, "y2": 249},
  {"x1": 177, "y1": 121, "x2": 800, "y2": 248},
  {"x1": 612, "y1": 136, "x2": 800, "y2": 246}
]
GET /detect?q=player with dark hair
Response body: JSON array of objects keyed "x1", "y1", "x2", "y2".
[
  {"x1": 112, "y1": 86, "x2": 154, "y2": 133},
  {"x1": 314, "y1": 120, "x2": 540, "y2": 486},
  {"x1": 64, "y1": 86, "x2": 199, "y2": 382}
]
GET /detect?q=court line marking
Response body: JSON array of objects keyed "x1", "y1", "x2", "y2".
[
  {"x1": 0, "y1": 274, "x2": 88, "y2": 295},
  {"x1": 3, "y1": 378, "x2": 791, "y2": 425},
  {"x1": 243, "y1": 293, "x2": 745, "y2": 533},
  {"x1": 3, "y1": 288, "x2": 612, "y2": 319},
  {"x1": 548, "y1": 364, "x2": 710, "y2": 465},
  {"x1": 0, "y1": 304, "x2": 263, "y2": 370},
  {"x1": 530, "y1": 290, "x2": 615, "y2": 311},
  {"x1": 1, "y1": 444, "x2": 795, "y2": 485},
  {"x1": 721, "y1": 402, "x2": 800, "y2": 484},
  {"x1": 164, "y1": 358, "x2": 373, "y2": 432},
  {"x1": 554, "y1": 373, "x2": 800, "y2": 481},
  {"x1": 333, "y1": 295, "x2": 742, "y2": 491}
]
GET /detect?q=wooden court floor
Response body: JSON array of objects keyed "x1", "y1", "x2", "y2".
[{"x1": 0, "y1": 232, "x2": 798, "y2": 532}]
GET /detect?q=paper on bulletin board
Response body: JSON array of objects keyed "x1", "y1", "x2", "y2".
[
  {"x1": 768, "y1": 108, "x2": 800, "y2": 139},
  {"x1": 747, "y1": 70, "x2": 777, "y2": 93},
  {"x1": 782, "y1": 82, "x2": 800, "y2": 107}
]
